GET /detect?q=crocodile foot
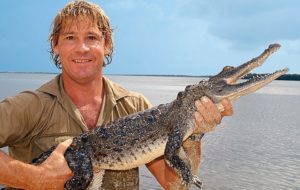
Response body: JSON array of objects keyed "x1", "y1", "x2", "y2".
[{"x1": 192, "y1": 175, "x2": 203, "y2": 189}]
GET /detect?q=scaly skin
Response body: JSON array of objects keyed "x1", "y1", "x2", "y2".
[{"x1": 32, "y1": 44, "x2": 288, "y2": 190}]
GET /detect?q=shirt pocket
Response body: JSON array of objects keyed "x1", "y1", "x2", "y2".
[{"x1": 33, "y1": 133, "x2": 77, "y2": 153}]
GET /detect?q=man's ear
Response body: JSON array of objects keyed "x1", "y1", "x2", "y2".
[
  {"x1": 104, "y1": 39, "x2": 112, "y2": 55},
  {"x1": 53, "y1": 45, "x2": 59, "y2": 55},
  {"x1": 104, "y1": 47, "x2": 110, "y2": 56}
]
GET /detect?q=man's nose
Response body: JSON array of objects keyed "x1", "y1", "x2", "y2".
[{"x1": 75, "y1": 40, "x2": 90, "y2": 52}]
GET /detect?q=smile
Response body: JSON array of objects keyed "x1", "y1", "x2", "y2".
[{"x1": 73, "y1": 59, "x2": 92, "y2": 64}]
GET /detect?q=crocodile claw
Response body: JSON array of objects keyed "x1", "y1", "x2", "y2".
[{"x1": 192, "y1": 175, "x2": 203, "y2": 189}]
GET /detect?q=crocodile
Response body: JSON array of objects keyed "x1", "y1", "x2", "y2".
[{"x1": 31, "y1": 43, "x2": 288, "y2": 190}]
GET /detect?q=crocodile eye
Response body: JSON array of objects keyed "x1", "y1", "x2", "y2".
[
  {"x1": 185, "y1": 85, "x2": 192, "y2": 91},
  {"x1": 217, "y1": 89, "x2": 223, "y2": 93},
  {"x1": 151, "y1": 109, "x2": 161, "y2": 116},
  {"x1": 146, "y1": 115, "x2": 155, "y2": 123},
  {"x1": 177, "y1": 91, "x2": 184, "y2": 99}
]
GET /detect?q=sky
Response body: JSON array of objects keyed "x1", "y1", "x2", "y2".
[{"x1": 0, "y1": 0, "x2": 299, "y2": 76}]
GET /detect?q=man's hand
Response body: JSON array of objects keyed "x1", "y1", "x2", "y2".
[
  {"x1": 30, "y1": 139, "x2": 74, "y2": 190},
  {"x1": 193, "y1": 96, "x2": 233, "y2": 134}
]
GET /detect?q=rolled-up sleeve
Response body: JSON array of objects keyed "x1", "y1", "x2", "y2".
[
  {"x1": 137, "y1": 94, "x2": 152, "y2": 111},
  {"x1": 0, "y1": 91, "x2": 43, "y2": 147}
]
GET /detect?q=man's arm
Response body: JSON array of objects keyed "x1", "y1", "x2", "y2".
[
  {"x1": 147, "y1": 97, "x2": 233, "y2": 189},
  {"x1": 146, "y1": 141, "x2": 201, "y2": 190},
  {"x1": 0, "y1": 139, "x2": 73, "y2": 190}
]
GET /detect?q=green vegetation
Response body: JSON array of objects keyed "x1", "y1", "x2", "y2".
[{"x1": 243, "y1": 74, "x2": 300, "y2": 81}]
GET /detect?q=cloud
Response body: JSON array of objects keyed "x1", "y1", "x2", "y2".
[
  {"x1": 1, "y1": 0, "x2": 298, "y2": 74},
  {"x1": 101, "y1": 0, "x2": 299, "y2": 75},
  {"x1": 174, "y1": 0, "x2": 300, "y2": 49}
]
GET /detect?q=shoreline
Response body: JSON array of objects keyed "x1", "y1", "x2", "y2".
[
  {"x1": 0, "y1": 71, "x2": 209, "y2": 78},
  {"x1": 1, "y1": 71, "x2": 300, "y2": 81}
]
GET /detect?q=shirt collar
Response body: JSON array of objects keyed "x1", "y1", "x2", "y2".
[
  {"x1": 37, "y1": 75, "x2": 129, "y2": 102},
  {"x1": 37, "y1": 74, "x2": 132, "y2": 127},
  {"x1": 37, "y1": 74, "x2": 87, "y2": 131}
]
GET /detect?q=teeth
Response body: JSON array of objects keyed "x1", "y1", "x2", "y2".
[{"x1": 73, "y1": 59, "x2": 91, "y2": 63}]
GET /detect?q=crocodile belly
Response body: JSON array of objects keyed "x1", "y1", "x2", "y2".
[{"x1": 93, "y1": 137, "x2": 168, "y2": 170}]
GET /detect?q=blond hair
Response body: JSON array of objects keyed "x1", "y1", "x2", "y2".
[{"x1": 49, "y1": 0, "x2": 114, "y2": 68}]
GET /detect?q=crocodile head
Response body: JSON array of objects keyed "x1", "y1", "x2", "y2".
[{"x1": 205, "y1": 43, "x2": 288, "y2": 110}]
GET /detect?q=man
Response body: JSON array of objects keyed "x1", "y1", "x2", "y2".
[{"x1": 0, "y1": 1, "x2": 233, "y2": 189}]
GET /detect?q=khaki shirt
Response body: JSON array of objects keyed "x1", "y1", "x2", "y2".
[{"x1": 0, "y1": 74, "x2": 152, "y2": 189}]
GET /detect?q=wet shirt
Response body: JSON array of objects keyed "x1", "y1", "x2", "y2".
[{"x1": 0, "y1": 74, "x2": 152, "y2": 189}]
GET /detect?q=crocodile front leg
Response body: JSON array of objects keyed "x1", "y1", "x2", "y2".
[
  {"x1": 164, "y1": 124, "x2": 202, "y2": 189},
  {"x1": 32, "y1": 140, "x2": 94, "y2": 190}
]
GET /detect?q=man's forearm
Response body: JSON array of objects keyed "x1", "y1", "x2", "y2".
[
  {"x1": 143, "y1": 137, "x2": 202, "y2": 190},
  {"x1": 0, "y1": 140, "x2": 73, "y2": 189},
  {"x1": 182, "y1": 135, "x2": 202, "y2": 175},
  {"x1": 0, "y1": 150, "x2": 40, "y2": 189},
  {"x1": 166, "y1": 139, "x2": 202, "y2": 190}
]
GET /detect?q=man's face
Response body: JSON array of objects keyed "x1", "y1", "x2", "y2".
[{"x1": 54, "y1": 16, "x2": 108, "y2": 84}]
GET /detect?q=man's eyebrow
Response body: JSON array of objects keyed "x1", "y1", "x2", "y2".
[
  {"x1": 61, "y1": 31, "x2": 101, "y2": 36},
  {"x1": 61, "y1": 31, "x2": 75, "y2": 36},
  {"x1": 87, "y1": 31, "x2": 102, "y2": 36}
]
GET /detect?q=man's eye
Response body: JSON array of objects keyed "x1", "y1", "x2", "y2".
[
  {"x1": 65, "y1": 36, "x2": 74, "y2": 40},
  {"x1": 88, "y1": 35, "x2": 97, "y2": 40}
]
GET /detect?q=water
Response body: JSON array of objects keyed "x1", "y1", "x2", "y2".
[{"x1": 1, "y1": 73, "x2": 299, "y2": 189}]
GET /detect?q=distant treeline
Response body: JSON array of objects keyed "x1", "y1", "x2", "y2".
[{"x1": 243, "y1": 74, "x2": 300, "y2": 81}]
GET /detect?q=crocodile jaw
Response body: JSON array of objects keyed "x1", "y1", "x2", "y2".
[{"x1": 206, "y1": 43, "x2": 288, "y2": 108}]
